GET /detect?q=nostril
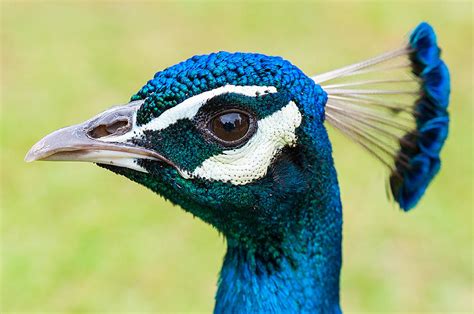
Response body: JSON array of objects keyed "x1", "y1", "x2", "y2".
[
  {"x1": 106, "y1": 120, "x2": 129, "y2": 134},
  {"x1": 88, "y1": 120, "x2": 130, "y2": 139},
  {"x1": 88, "y1": 125, "x2": 110, "y2": 138}
]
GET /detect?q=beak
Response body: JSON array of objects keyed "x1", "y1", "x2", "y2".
[{"x1": 25, "y1": 100, "x2": 173, "y2": 173}]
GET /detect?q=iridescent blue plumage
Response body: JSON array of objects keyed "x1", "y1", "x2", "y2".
[
  {"x1": 120, "y1": 22, "x2": 451, "y2": 310},
  {"x1": 26, "y1": 21, "x2": 451, "y2": 314},
  {"x1": 390, "y1": 22, "x2": 450, "y2": 210},
  {"x1": 123, "y1": 51, "x2": 341, "y2": 313},
  {"x1": 131, "y1": 52, "x2": 326, "y2": 125}
]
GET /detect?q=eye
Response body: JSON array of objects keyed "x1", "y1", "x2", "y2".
[{"x1": 209, "y1": 110, "x2": 254, "y2": 145}]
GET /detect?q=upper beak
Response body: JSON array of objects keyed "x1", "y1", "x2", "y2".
[{"x1": 25, "y1": 100, "x2": 172, "y2": 173}]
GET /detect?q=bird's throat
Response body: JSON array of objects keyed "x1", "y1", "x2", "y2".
[
  {"x1": 215, "y1": 206, "x2": 342, "y2": 313},
  {"x1": 214, "y1": 153, "x2": 343, "y2": 313}
]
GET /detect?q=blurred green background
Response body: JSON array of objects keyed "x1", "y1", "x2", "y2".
[{"x1": 1, "y1": 1, "x2": 472, "y2": 313}]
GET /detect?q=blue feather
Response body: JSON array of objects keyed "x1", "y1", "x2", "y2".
[
  {"x1": 409, "y1": 22, "x2": 441, "y2": 69},
  {"x1": 391, "y1": 22, "x2": 451, "y2": 210},
  {"x1": 420, "y1": 61, "x2": 450, "y2": 109}
]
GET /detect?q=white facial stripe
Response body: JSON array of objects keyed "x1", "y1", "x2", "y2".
[
  {"x1": 141, "y1": 85, "x2": 277, "y2": 132},
  {"x1": 191, "y1": 101, "x2": 302, "y2": 185},
  {"x1": 100, "y1": 85, "x2": 276, "y2": 143}
]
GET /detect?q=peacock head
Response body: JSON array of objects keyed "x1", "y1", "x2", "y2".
[
  {"x1": 26, "y1": 23, "x2": 451, "y2": 244},
  {"x1": 25, "y1": 52, "x2": 331, "y2": 242}
]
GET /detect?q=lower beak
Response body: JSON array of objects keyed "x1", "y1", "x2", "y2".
[{"x1": 25, "y1": 100, "x2": 172, "y2": 173}]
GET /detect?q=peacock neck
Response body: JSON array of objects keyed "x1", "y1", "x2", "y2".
[{"x1": 214, "y1": 132, "x2": 343, "y2": 314}]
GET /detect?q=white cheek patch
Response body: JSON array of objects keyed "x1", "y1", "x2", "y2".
[
  {"x1": 100, "y1": 85, "x2": 277, "y2": 143},
  {"x1": 191, "y1": 101, "x2": 302, "y2": 185}
]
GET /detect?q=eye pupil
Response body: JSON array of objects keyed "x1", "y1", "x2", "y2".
[{"x1": 211, "y1": 111, "x2": 250, "y2": 143}]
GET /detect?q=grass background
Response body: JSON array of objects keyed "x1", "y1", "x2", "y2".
[{"x1": 1, "y1": 1, "x2": 472, "y2": 313}]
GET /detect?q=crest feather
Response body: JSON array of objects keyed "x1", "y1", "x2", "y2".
[{"x1": 315, "y1": 22, "x2": 450, "y2": 210}]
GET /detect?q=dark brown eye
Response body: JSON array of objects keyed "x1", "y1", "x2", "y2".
[{"x1": 210, "y1": 111, "x2": 251, "y2": 143}]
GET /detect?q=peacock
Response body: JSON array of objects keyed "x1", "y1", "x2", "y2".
[{"x1": 26, "y1": 22, "x2": 450, "y2": 313}]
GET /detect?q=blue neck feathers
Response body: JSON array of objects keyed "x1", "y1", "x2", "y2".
[{"x1": 215, "y1": 126, "x2": 343, "y2": 314}]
